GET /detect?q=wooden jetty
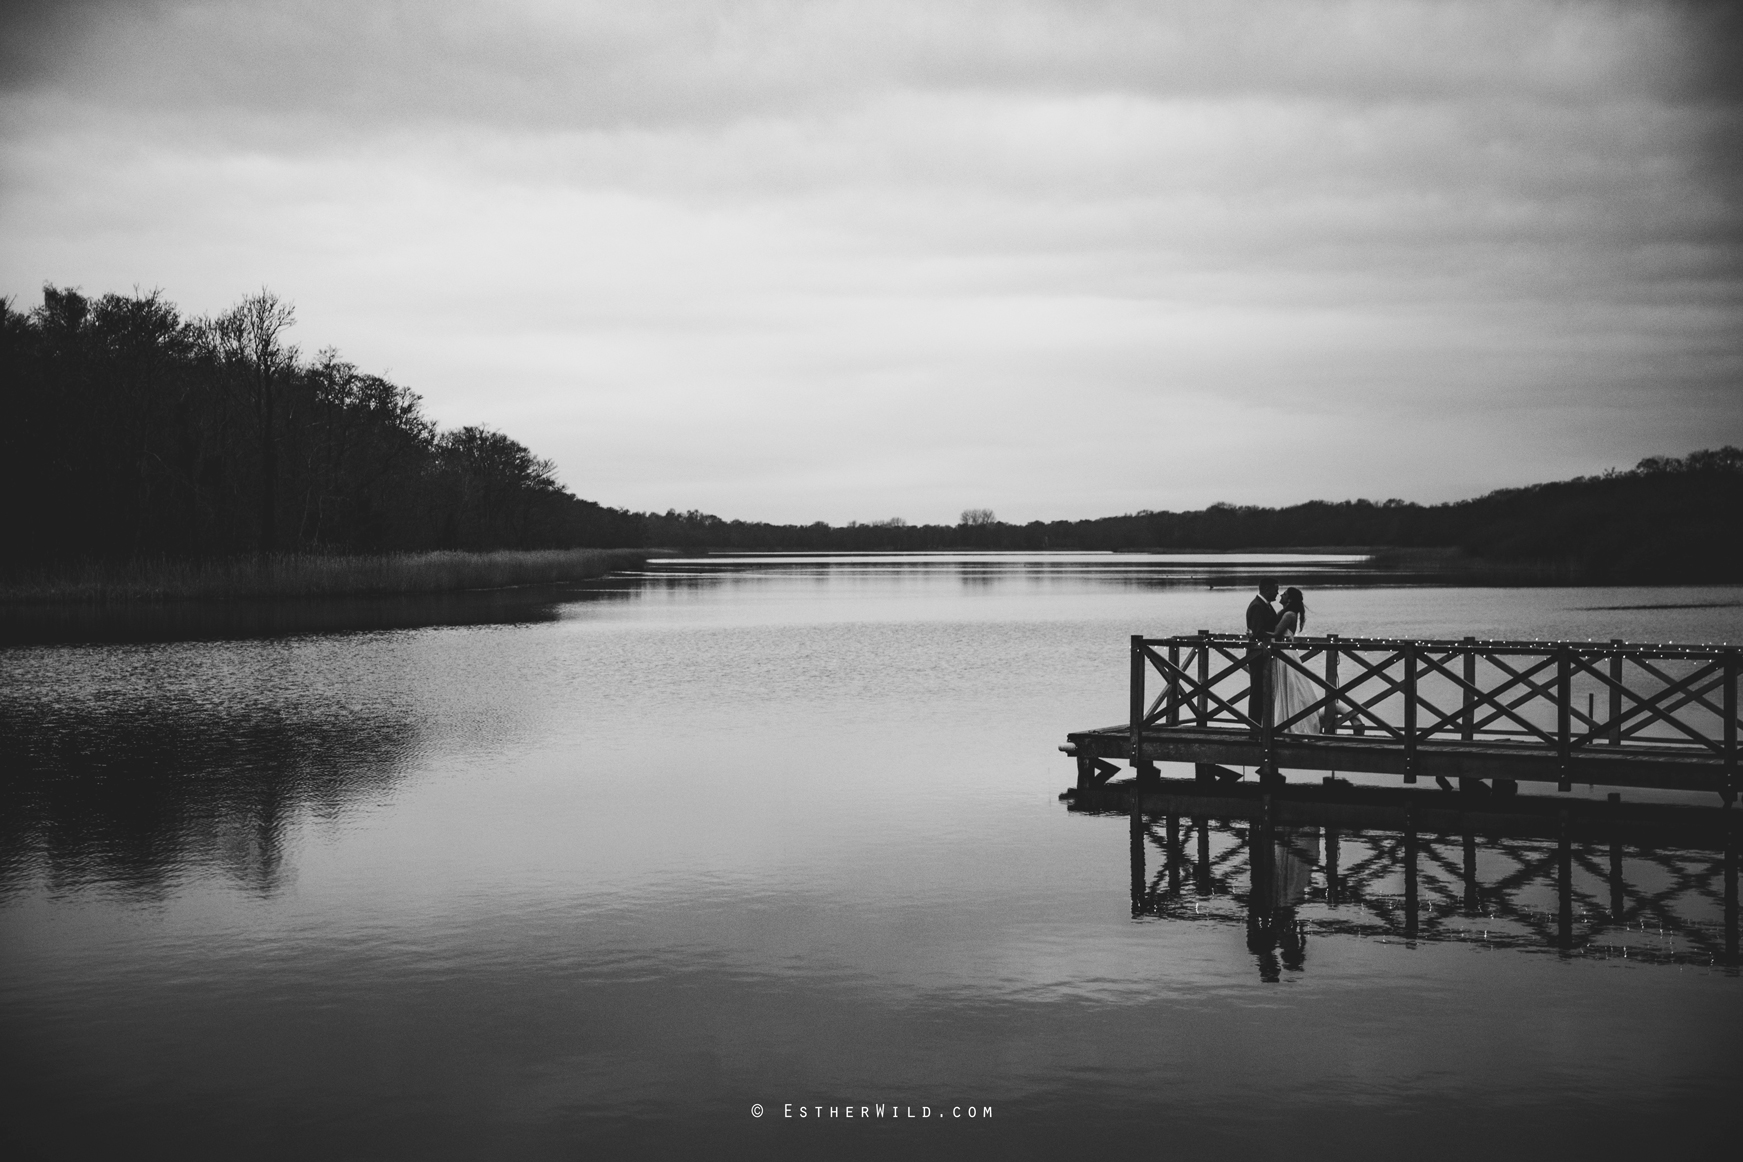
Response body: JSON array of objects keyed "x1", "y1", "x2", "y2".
[{"x1": 1063, "y1": 632, "x2": 1741, "y2": 801}]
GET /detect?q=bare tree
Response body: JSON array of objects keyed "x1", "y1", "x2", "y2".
[
  {"x1": 959, "y1": 508, "x2": 997, "y2": 526},
  {"x1": 203, "y1": 290, "x2": 298, "y2": 553}
]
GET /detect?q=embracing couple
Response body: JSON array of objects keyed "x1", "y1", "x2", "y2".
[{"x1": 1245, "y1": 579, "x2": 1320, "y2": 734}]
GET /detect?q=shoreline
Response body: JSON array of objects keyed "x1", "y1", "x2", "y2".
[{"x1": 0, "y1": 548, "x2": 649, "y2": 605}]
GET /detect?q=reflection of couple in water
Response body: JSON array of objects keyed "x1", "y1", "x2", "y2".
[
  {"x1": 1246, "y1": 578, "x2": 1321, "y2": 734},
  {"x1": 1244, "y1": 581, "x2": 1322, "y2": 978},
  {"x1": 1248, "y1": 826, "x2": 1319, "y2": 981}
]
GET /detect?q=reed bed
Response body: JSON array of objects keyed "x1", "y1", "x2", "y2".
[{"x1": 0, "y1": 549, "x2": 648, "y2": 604}]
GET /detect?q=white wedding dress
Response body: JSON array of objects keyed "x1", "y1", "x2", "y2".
[{"x1": 1270, "y1": 611, "x2": 1321, "y2": 734}]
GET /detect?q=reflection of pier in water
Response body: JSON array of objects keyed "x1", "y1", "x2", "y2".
[{"x1": 1072, "y1": 780, "x2": 1739, "y2": 978}]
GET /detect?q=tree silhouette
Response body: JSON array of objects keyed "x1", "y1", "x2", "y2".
[{"x1": 200, "y1": 291, "x2": 298, "y2": 553}]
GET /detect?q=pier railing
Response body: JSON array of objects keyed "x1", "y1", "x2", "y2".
[{"x1": 1127, "y1": 632, "x2": 1740, "y2": 794}]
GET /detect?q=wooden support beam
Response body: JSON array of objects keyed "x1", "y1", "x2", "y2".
[
  {"x1": 1609, "y1": 640, "x2": 1624, "y2": 747},
  {"x1": 1557, "y1": 646, "x2": 1573, "y2": 792},
  {"x1": 1462, "y1": 637, "x2": 1477, "y2": 742},
  {"x1": 1129, "y1": 635, "x2": 1145, "y2": 765},
  {"x1": 1324, "y1": 635, "x2": 1340, "y2": 734},
  {"x1": 1403, "y1": 643, "x2": 1418, "y2": 784},
  {"x1": 1166, "y1": 643, "x2": 1181, "y2": 727},
  {"x1": 1196, "y1": 630, "x2": 1210, "y2": 728},
  {"x1": 1725, "y1": 648, "x2": 1737, "y2": 806}
]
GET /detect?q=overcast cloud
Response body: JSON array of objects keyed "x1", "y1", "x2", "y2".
[{"x1": 3, "y1": 0, "x2": 1740, "y2": 522}]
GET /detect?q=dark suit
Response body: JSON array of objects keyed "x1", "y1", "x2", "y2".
[
  {"x1": 1246, "y1": 596, "x2": 1279, "y2": 723},
  {"x1": 1246, "y1": 595, "x2": 1280, "y2": 637}
]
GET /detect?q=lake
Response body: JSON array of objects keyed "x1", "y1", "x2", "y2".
[{"x1": 3, "y1": 554, "x2": 1741, "y2": 1159}]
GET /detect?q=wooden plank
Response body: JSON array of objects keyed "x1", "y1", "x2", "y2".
[
  {"x1": 1065, "y1": 776, "x2": 1738, "y2": 844},
  {"x1": 1140, "y1": 633, "x2": 1730, "y2": 660},
  {"x1": 1064, "y1": 728, "x2": 1728, "y2": 794}
]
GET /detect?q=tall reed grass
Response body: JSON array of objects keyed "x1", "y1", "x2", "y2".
[{"x1": 0, "y1": 549, "x2": 648, "y2": 604}]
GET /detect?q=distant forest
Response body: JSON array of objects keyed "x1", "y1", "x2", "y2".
[
  {"x1": 2, "y1": 286, "x2": 642, "y2": 562},
  {"x1": 4, "y1": 286, "x2": 1739, "y2": 582},
  {"x1": 643, "y1": 449, "x2": 1742, "y2": 582}
]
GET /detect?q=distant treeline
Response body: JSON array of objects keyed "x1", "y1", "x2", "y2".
[
  {"x1": 640, "y1": 447, "x2": 1743, "y2": 581},
  {"x1": 2, "y1": 286, "x2": 640, "y2": 562},
  {"x1": 5, "y1": 286, "x2": 1738, "y2": 582}
]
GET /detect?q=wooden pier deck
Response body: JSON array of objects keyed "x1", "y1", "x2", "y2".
[{"x1": 1063, "y1": 632, "x2": 1741, "y2": 801}]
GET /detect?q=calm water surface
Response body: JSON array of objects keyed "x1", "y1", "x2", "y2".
[{"x1": 3, "y1": 555, "x2": 1741, "y2": 1158}]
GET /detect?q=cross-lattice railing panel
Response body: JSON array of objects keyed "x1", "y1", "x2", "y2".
[{"x1": 1126, "y1": 633, "x2": 1740, "y2": 793}]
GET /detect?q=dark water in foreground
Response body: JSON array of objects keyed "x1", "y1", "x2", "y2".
[{"x1": 3, "y1": 554, "x2": 1741, "y2": 1159}]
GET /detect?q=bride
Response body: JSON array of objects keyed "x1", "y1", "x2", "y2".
[{"x1": 1271, "y1": 587, "x2": 1320, "y2": 734}]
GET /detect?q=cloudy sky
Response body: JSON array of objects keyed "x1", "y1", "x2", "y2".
[{"x1": 3, "y1": 0, "x2": 1739, "y2": 523}]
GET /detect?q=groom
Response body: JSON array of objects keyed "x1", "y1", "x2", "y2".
[
  {"x1": 1246, "y1": 578, "x2": 1280, "y2": 638},
  {"x1": 1246, "y1": 578, "x2": 1280, "y2": 723}
]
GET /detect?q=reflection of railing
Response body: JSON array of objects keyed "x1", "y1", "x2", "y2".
[
  {"x1": 1123, "y1": 807, "x2": 1740, "y2": 978},
  {"x1": 1068, "y1": 633, "x2": 1741, "y2": 799}
]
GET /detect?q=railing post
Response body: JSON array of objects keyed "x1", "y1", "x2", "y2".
[
  {"x1": 1725, "y1": 648, "x2": 1738, "y2": 806},
  {"x1": 1557, "y1": 644, "x2": 1572, "y2": 792},
  {"x1": 1323, "y1": 634, "x2": 1340, "y2": 734},
  {"x1": 1403, "y1": 642, "x2": 1418, "y2": 783},
  {"x1": 1166, "y1": 641, "x2": 1181, "y2": 727},
  {"x1": 1461, "y1": 636, "x2": 1476, "y2": 742},
  {"x1": 1130, "y1": 635, "x2": 1145, "y2": 766},
  {"x1": 1609, "y1": 639, "x2": 1624, "y2": 746},
  {"x1": 1196, "y1": 629, "x2": 1210, "y2": 727},
  {"x1": 1260, "y1": 638, "x2": 1277, "y2": 781}
]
